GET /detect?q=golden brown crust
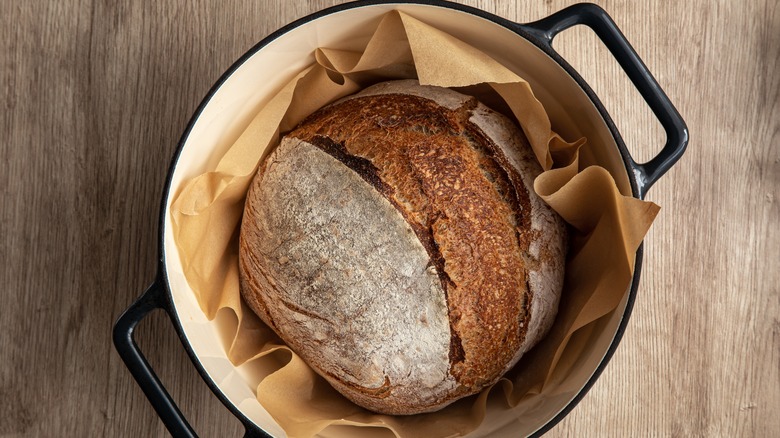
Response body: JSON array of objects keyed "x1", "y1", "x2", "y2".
[{"x1": 290, "y1": 93, "x2": 532, "y2": 391}]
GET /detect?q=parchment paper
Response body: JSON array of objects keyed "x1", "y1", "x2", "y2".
[{"x1": 171, "y1": 10, "x2": 659, "y2": 438}]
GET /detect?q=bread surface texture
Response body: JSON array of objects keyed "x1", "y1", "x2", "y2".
[{"x1": 238, "y1": 80, "x2": 566, "y2": 414}]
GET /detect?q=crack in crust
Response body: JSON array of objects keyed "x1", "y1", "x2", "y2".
[{"x1": 307, "y1": 134, "x2": 467, "y2": 370}]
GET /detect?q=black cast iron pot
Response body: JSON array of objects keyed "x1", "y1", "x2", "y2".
[{"x1": 113, "y1": 1, "x2": 688, "y2": 436}]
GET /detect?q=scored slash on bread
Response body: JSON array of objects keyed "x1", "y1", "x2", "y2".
[{"x1": 238, "y1": 80, "x2": 566, "y2": 415}]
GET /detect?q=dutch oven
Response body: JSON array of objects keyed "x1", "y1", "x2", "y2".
[{"x1": 113, "y1": 1, "x2": 688, "y2": 436}]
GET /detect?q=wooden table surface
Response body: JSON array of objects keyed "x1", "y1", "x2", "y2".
[{"x1": 2, "y1": 0, "x2": 778, "y2": 436}]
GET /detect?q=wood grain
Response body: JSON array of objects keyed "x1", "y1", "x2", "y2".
[{"x1": 1, "y1": 0, "x2": 777, "y2": 437}]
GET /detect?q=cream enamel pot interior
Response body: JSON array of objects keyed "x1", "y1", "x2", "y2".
[{"x1": 113, "y1": 2, "x2": 688, "y2": 437}]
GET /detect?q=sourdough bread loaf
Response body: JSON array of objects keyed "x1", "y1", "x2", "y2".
[{"x1": 238, "y1": 80, "x2": 566, "y2": 415}]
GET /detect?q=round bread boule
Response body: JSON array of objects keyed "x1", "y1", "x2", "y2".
[{"x1": 238, "y1": 80, "x2": 566, "y2": 415}]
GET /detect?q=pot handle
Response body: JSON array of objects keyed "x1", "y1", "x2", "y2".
[
  {"x1": 113, "y1": 281, "x2": 265, "y2": 438},
  {"x1": 522, "y1": 3, "x2": 688, "y2": 198}
]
